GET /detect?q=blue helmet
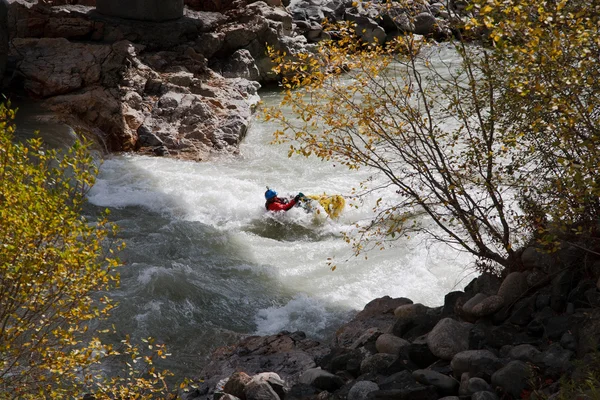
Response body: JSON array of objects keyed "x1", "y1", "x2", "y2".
[{"x1": 265, "y1": 189, "x2": 277, "y2": 199}]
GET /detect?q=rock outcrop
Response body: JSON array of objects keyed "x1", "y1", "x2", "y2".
[
  {"x1": 4, "y1": 0, "x2": 472, "y2": 160},
  {"x1": 187, "y1": 242, "x2": 600, "y2": 399}
]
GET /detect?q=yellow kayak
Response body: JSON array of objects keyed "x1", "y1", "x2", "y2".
[{"x1": 305, "y1": 194, "x2": 346, "y2": 219}]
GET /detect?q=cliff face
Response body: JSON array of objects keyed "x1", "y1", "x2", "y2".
[{"x1": 3, "y1": 0, "x2": 465, "y2": 159}]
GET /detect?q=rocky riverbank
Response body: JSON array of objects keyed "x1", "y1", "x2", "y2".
[
  {"x1": 184, "y1": 242, "x2": 600, "y2": 400},
  {"x1": 2, "y1": 0, "x2": 468, "y2": 160}
]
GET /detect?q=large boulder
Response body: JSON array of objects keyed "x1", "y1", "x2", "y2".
[
  {"x1": 97, "y1": 0, "x2": 184, "y2": 21},
  {"x1": 427, "y1": 318, "x2": 472, "y2": 360},
  {"x1": 197, "y1": 332, "x2": 330, "y2": 398},
  {"x1": 334, "y1": 296, "x2": 413, "y2": 348}
]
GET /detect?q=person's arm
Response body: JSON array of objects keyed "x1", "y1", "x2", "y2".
[{"x1": 267, "y1": 199, "x2": 297, "y2": 211}]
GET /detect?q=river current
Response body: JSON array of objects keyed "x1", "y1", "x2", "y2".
[{"x1": 14, "y1": 44, "x2": 476, "y2": 381}]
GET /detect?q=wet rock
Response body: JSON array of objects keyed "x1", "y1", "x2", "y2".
[
  {"x1": 544, "y1": 314, "x2": 571, "y2": 340},
  {"x1": 392, "y1": 311, "x2": 442, "y2": 341},
  {"x1": 319, "y1": 347, "x2": 364, "y2": 376},
  {"x1": 551, "y1": 270, "x2": 577, "y2": 312},
  {"x1": 376, "y1": 334, "x2": 410, "y2": 355},
  {"x1": 508, "y1": 344, "x2": 540, "y2": 363},
  {"x1": 334, "y1": 296, "x2": 412, "y2": 348},
  {"x1": 469, "y1": 295, "x2": 504, "y2": 319},
  {"x1": 427, "y1": 318, "x2": 472, "y2": 360},
  {"x1": 466, "y1": 377, "x2": 492, "y2": 394},
  {"x1": 348, "y1": 381, "x2": 379, "y2": 400},
  {"x1": 413, "y1": 12, "x2": 438, "y2": 35},
  {"x1": 345, "y1": 11, "x2": 386, "y2": 44},
  {"x1": 254, "y1": 372, "x2": 286, "y2": 399},
  {"x1": 366, "y1": 385, "x2": 438, "y2": 400},
  {"x1": 521, "y1": 246, "x2": 554, "y2": 271},
  {"x1": 394, "y1": 303, "x2": 428, "y2": 319},
  {"x1": 378, "y1": 370, "x2": 415, "y2": 391},
  {"x1": 497, "y1": 272, "x2": 529, "y2": 306},
  {"x1": 217, "y1": 49, "x2": 260, "y2": 81},
  {"x1": 471, "y1": 391, "x2": 499, "y2": 400},
  {"x1": 199, "y1": 331, "x2": 329, "y2": 397},
  {"x1": 442, "y1": 291, "x2": 466, "y2": 317},
  {"x1": 351, "y1": 327, "x2": 384, "y2": 352},
  {"x1": 408, "y1": 335, "x2": 438, "y2": 369},
  {"x1": 464, "y1": 273, "x2": 502, "y2": 297},
  {"x1": 299, "y1": 368, "x2": 344, "y2": 391},
  {"x1": 509, "y1": 296, "x2": 536, "y2": 326},
  {"x1": 491, "y1": 360, "x2": 532, "y2": 398},
  {"x1": 244, "y1": 378, "x2": 280, "y2": 400},
  {"x1": 533, "y1": 343, "x2": 573, "y2": 378},
  {"x1": 223, "y1": 372, "x2": 252, "y2": 399},
  {"x1": 136, "y1": 125, "x2": 163, "y2": 147},
  {"x1": 560, "y1": 332, "x2": 578, "y2": 352},
  {"x1": 360, "y1": 353, "x2": 397, "y2": 375},
  {"x1": 450, "y1": 350, "x2": 500, "y2": 380},
  {"x1": 412, "y1": 369, "x2": 458, "y2": 396}
]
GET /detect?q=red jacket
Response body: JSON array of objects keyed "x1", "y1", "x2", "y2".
[{"x1": 266, "y1": 197, "x2": 297, "y2": 212}]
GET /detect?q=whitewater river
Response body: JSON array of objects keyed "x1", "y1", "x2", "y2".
[{"x1": 14, "y1": 44, "x2": 476, "y2": 381}]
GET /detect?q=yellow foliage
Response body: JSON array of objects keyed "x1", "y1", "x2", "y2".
[
  {"x1": 0, "y1": 103, "x2": 174, "y2": 399},
  {"x1": 263, "y1": 3, "x2": 600, "y2": 269}
]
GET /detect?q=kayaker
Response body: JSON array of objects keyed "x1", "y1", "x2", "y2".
[{"x1": 265, "y1": 188, "x2": 304, "y2": 212}]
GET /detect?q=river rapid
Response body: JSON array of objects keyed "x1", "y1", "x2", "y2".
[{"x1": 14, "y1": 44, "x2": 476, "y2": 381}]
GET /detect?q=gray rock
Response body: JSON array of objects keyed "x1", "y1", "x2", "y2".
[
  {"x1": 471, "y1": 391, "x2": 499, "y2": 400},
  {"x1": 521, "y1": 246, "x2": 554, "y2": 271},
  {"x1": 245, "y1": 378, "x2": 281, "y2": 400},
  {"x1": 394, "y1": 303, "x2": 428, "y2": 319},
  {"x1": 470, "y1": 295, "x2": 504, "y2": 318},
  {"x1": 462, "y1": 293, "x2": 488, "y2": 315},
  {"x1": 466, "y1": 377, "x2": 492, "y2": 394},
  {"x1": 412, "y1": 369, "x2": 459, "y2": 395},
  {"x1": 136, "y1": 125, "x2": 163, "y2": 147},
  {"x1": 491, "y1": 360, "x2": 532, "y2": 398},
  {"x1": 497, "y1": 272, "x2": 529, "y2": 305},
  {"x1": 334, "y1": 296, "x2": 412, "y2": 348},
  {"x1": 458, "y1": 372, "x2": 470, "y2": 396},
  {"x1": 560, "y1": 332, "x2": 578, "y2": 352},
  {"x1": 351, "y1": 327, "x2": 384, "y2": 350},
  {"x1": 168, "y1": 71, "x2": 195, "y2": 87},
  {"x1": 533, "y1": 343, "x2": 573, "y2": 377},
  {"x1": 299, "y1": 368, "x2": 344, "y2": 391},
  {"x1": 508, "y1": 344, "x2": 540, "y2": 363},
  {"x1": 97, "y1": 0, "x2": 184, "y2": 21},
  {"x1": 413, "y1": 12, "x2": 438, "y2": 35},
  {"x1": 427, "y1": 318, "x2": 472, "y2": 360},
  {"x1": 438, "y1": 397, "x2": 460, "y2": 400},
  {"x1": 345, "y1": 11, "x2": 387, "y2": 44},
  {"x1": 254, "y1": 372, "x2": 285, "y2": 398},
  {"x1": 360, "y1": 353, "x2": 397, "y2": 375},
  {"x1": 223, "y1": 372, "x2": 252, "y2": 399},
  {"x1": 219, "y1": 49, "x2": 260, "y2": 81},
  {"x1": 348, "y1": 381, "x2": 379, "y2": 400},
  {"x1": 375, "y1": 334, "x2": 410, "y2": 355},
  {"x1": 451, "y1": 350, "x2": 500, "y2": 379},
  {"x1": 220, "y1": 394, "x2": 242, "y2": 400}
]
